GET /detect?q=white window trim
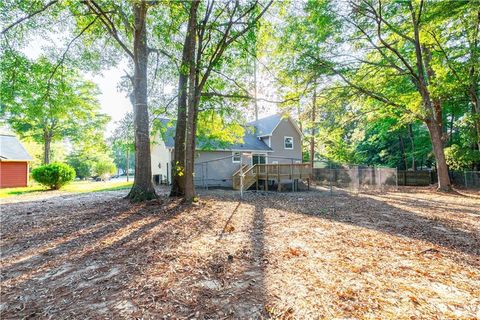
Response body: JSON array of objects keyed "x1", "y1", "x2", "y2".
[
  {"x1": 284, "y1": 136, "x2": 294, "y2": 150},
  {"x1": 251, "y1": 153, "x2": 267, "y2": 165},
  {"x1": 232, "y1": 151, "x2": 241, "y2": 163}
]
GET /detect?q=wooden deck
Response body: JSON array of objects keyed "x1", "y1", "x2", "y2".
[{"x1": 232, "y1": 163, "x2": 312, "y2": 191}]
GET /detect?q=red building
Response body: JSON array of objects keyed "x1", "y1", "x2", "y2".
[{"x1": 0, "y1": 133, "x2": 33, "y2": 188}]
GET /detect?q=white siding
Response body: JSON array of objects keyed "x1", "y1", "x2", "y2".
[{"x1": 151, "y1": 133, "x2": 172, "y2": 182}]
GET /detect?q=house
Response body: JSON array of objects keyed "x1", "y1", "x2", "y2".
[
  {"x1": 151, "y1": 113, "x2": 306, "y2": 188},
  {"x1": 0, "y1": 133, "x2": 33, "y2": 188}
]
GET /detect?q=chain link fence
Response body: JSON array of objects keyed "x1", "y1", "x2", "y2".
[
  {"x1": 312, "y1": 163, "x2": 398, "y2": 192},
  {"x1": 449, "y1": 171, "x2": 480, "y2": 189}
]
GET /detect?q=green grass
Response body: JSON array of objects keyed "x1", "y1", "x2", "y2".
[{"x1": 0, "y1": 180, "x2": 133, "y2": 198}]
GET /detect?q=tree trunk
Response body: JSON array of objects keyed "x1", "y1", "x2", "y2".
[
  {"x1": 426, "y1": 120, "x2": 451, "y2": 191},
  {"x1": 449, "y1": 112, "x2": 454, "y2": 145},
  {"x1": 170, "y1": 2, "x2": 198, "y2": 197},
  {"x1": 43, "y1": 132, "x2": 51, "y2": 165},
  {"x1": 399, "y1": 135, "x2": 407, "y2": 170},
  {"x1": 410, "y1": 9, "x2": 451, "y2": 190},
  {"x1": 310, "y1": 84, "x2": 316, "y2": 167},
  {"x1": 254, "y1": 57, "x2": 258, "y2": 122},
  {"x1": 126, "y1": 2, "x2": 156, "y2": 201},
  {"x1": 126, "y1": 148, "x2": 130, "y2": 182},
  {"x1": 470, "y1": 86, "x2": 480, "y2": 151},
  {"x1": 407, "y1": 124, "x2": 416, "y2": 170},
  {"x1": 183, "y1": 2, "x2": 199, "y2": 203}
]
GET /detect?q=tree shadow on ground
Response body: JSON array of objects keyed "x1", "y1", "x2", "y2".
[
  {"x1": 242, "y1": 190, "x2": 479, "y2": 262},
  {"x1": 1, "y1": 189, "x2": 478, "y2": 319}
]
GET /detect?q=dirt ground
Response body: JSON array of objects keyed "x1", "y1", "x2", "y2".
[{"x1": 1, "y1": 187, "x2": 479, "y2": 319}]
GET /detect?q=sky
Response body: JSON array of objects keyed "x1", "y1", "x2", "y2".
[{"x1": 84, "y1": 67, "x2": 132, "y2": 136}]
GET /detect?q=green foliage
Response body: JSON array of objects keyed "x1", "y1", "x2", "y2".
[
  {"x1": 67, "y1": 145, "x2": 117, "y2": 180},
  {"x1": 32, "y1": 163, "x2": 76, "y2": 190},
  {"x1": 272, "y1": 0, "x2": 479, "y2": 170},
  {"x1": 109, "y1": 113, "x2": 135, "y2": 174},
  {"x1": 445, "y1": 145, "x2": 480, "y2": 171},
  {"x1": 94, "y1": 160, "x2": 117, "y2": 181},
  {"x1": 196, "y1": 111, "x2": 245, "y2": 150},
  {"x1": 66, "y1": 155, "x2": 96, "y2": 180},
  {"x1": 0, "y1": 50, "x2": 110, "y2": 163}
]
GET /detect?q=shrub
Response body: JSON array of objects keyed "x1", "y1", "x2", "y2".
[
  {"x1": 445, "y1": 144, "x2": 480, "y2": 170},
  {"x1": 94, "y1": 160, "x2": 117, "y2": 181},
  {"x1": 32, "y1": 163, "x2": 76, "y2": 190}
]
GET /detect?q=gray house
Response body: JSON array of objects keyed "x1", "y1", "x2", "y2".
[{"x1": 151, "y1": 113, "x2": 303, "y2": 187}]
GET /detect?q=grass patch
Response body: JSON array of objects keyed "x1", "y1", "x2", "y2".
[{"x1": 0, "y1": 180, "x2": 133, "y2": 198}]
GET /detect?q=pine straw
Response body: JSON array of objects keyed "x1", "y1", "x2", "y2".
[{"x1": 0, "y1": 187, "x2": 479, "y2": 319}]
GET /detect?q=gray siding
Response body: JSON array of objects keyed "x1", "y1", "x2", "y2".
[
  {"x1": 268, "y1": 118, "x2": 302, "y2": 164},
  {"x1": 194, "y1": 151, "x2": 246, "y2": 187}
]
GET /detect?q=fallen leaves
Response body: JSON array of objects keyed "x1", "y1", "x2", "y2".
[{"x1": 0, "y1": 186, "x2": 479, "y2": 318}]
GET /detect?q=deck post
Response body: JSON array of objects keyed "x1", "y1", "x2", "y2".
[
  {"x1": 277, "y1": 164, "x2": 281, "y2": 192},
  {"x1": 206, "y1": 163, "x2": 209, "y2": 190},
  {"x1": 266, "y1": 165, "x2": 269, "y2": 191},
  {"x1": 256, "y1": 165, "x2": 259, "y2": 190}
]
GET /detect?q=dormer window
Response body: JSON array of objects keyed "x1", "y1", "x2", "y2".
[{"x1": 284, "y1": 136, "x2": 293, "y2": 149}]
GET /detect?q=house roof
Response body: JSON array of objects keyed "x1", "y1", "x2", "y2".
[
  {"x1": 248, "y1": 113, "x2": 283, "y2": 136},
  {"x1": 157, "y1": 118, "x2": 272, "y2": 152},
  {"x1": 248, "y1": 113, "x2": 302, "y2": 137},
  {"x1": 0, "y1": 134, "x2": 33, "y2": 161}
]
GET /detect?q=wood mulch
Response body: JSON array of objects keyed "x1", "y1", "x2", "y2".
[{"x1": 1, "y1": 187, "x2": 479, "y2": 319}]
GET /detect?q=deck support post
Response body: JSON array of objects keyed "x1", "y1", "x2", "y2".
[
  {"x1": 266, "y1": 166, "x2": 269, "y2": 191},
  {"x1": 277, "y1": 164, "x2": 281, "y2": 192},
  {"x1": 256, "y1": 165, "x2": 259, "y2": 190},
  {"x1": 205, "y1": 163, "x2": 208, "y2": 190}
]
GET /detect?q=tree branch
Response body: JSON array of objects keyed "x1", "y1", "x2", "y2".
[
  {"x1": 2, "y1": 0, "x2": 58, "y2": 34},
  {"x1": 84, "y1": 0, "x2": 134, "y2": 60}
]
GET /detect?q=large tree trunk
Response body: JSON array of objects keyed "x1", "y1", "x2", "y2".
[
  {"x1": 170, "y1": 2, "x2": 198, "y2": 197},
  {"x1": 183, "y1": 2, "x2": 199, "y2": 203},
  {"x1": 126, "y1": 2, "x2": 156, "y2": 201},
  {"x1": 410, "y1": 9, "x2": 451, "y2": 190},
  {"x1": 43, "y1": 131, "x2": 51, "y2": 164},
  {"x1": 426, "y1": 120, "x2": 451, "y2": 191}
]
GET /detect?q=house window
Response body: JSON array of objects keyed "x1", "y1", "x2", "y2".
[
  {"x1": 232, "y1": 152, "x2": 241, "y2": 163},
  {"x1": 284, "y1": 136, "x2": 293, "y2": 149}
]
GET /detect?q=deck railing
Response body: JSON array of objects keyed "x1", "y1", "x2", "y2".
[{"x1": 232, "y1": 163, "x2": 312, "y2": 190}]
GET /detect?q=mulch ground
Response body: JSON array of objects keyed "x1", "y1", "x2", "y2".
[{"x1": 1, "y1": 187, "x2": 479, "y2": 319}]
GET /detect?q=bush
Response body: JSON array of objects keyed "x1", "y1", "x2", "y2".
[
  {"x1": 32, "y1": 163, "x2": 76, "y2": 190},
  {"x1": 94, "y1": 160, "x2": 117, "y2": 181},
  {"x1": 445, "y1": 144, "x2": 480, "y2": 170}
]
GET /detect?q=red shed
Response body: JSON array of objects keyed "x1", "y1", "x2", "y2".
[{"x1": 0, "y1": 133, "x2": 33, "y2": 188}]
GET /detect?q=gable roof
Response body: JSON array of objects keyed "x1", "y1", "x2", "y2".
[
  {"x1": 157, "y1": 119, "x2": 272, "y2": 152},
  {"x1": 0, "y1": 134, "x2": 33, "y2": 161},
  {"x1": 248, "y1": 113, "x2": 302, "y2": 137}
]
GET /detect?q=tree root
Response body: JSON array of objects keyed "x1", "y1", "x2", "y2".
[{"x1": 125, "y1": 185, "x2": 157, "y2": 202}]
